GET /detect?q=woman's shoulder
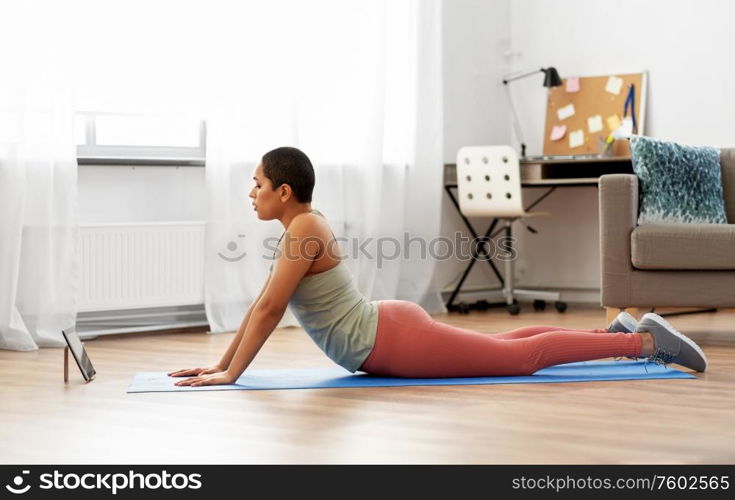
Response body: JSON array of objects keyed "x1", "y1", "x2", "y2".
[
  {"x1": 285, "y1": 209, "x2": 342, "y2": 267},
  {"x1": 288, "y1": 210, "x2": 333, "y2": 237},
  {"x1": 290, "y1": 209, "x2": 328, "y2": 227}
]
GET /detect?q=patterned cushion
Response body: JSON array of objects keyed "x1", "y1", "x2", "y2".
[{"x1": 630, "y1": 135, "x2": 727, "y2": 225}]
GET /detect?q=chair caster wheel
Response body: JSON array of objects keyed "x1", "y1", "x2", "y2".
[
  {"x1": 507, "y1": 303, "x2": 521, "y2": 315},
  {"x1": 533, "y1": 299, "x2": 546, "y2": 311},
  {"x1": 474, "y1": 299, "x2": 490, "y2": 311},
  {"x1": 458, "y1": 302, "x2": 471, "y2": 315},
  {"x1": 554, "y1": 301, "x2": 567, "y2": 313}
]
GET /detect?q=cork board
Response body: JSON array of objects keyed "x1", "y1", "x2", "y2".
[{"x1": 543, "y1": 72, "x2": 647, "y2": 157}]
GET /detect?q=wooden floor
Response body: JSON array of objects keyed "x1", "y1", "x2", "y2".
[{"x1": 1, "y1": 304, "x2": 734, "y2": 464}]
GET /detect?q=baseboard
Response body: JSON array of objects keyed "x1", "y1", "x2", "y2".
[
  {"x1": 441, "y1": 285, "x2": 601, "y2": 305},
  {"x1": 76, "y1": 304, "x2": 209, "y2": 339}
]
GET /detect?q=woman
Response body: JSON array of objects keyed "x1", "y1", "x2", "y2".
[{"x1": 169, "y1": 147, "x2": 707, "y2": 387}]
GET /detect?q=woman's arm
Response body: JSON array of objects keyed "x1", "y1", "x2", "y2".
[
  {"x1": 223, "y1": 300, "x2": 286, "y2": 379},
  {"x1": 216, "y1": 273, "x2": 272, "y2": 370},
  {"x1": 174, "y1": 215, "x2": 321, "y2": 386},
  {"x1": 168, "y1": 273, "x2": 271, "y2": 378}
]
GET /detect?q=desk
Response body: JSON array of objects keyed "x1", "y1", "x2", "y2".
[
  {"x1": 444, "y1": 156, "x2": 633, "y2": 187},
  {"x1": 443, "y1": 156, "x2": 633, "y2": 220},
  {"x1": 441, "y1": 156, "x2": 633, "y2": 313}
]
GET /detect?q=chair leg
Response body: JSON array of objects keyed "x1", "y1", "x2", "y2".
[
  {"x1": 502, "y1": 220, "x2": 515, "y2": 305},
  {"x1": 605, "y1": 308, "x2": 621, "y2": 324},
  {"x1": 605, "y1": 307, "x2": 640, "y2": 324},
  {"x1": 625, "y1": 307, "x2": 640, "y2": 319}
]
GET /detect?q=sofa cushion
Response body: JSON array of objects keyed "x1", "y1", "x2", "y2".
[
  {"x1": 630, "y1": 135, "x2": 728, "y2": 225},
  {"x1": 631, "y1": 224, "x2": 735, "y2": 270}
]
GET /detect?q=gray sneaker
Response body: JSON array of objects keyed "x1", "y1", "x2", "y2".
[
  {"x1": 607, "y1": 311, "x2": 638, "y2": 333},
  {"x1": 635, "y1": 313, "x2": 708, "y2": 372}
]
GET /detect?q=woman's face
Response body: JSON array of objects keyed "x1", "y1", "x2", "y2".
[{"x1": 249, "y1": 163, "x2": 281, "y2": 220}]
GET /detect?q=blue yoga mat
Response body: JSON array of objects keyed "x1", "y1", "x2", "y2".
[{"x1": 127, "y1": 360, "x2": 695, "y2": 393}]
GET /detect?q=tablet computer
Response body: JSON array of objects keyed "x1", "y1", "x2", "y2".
[{"x1": 62, "y1": 326, "x2": 96, "y2": 382}]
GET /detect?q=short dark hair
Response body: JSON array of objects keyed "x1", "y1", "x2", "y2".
[{"x1": 261, "y1": 147, "x2": 315, "y2": 203}]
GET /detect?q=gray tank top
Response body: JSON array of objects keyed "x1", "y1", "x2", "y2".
[{"x1": 270, "y1": 210, "x2": 378, "y2": 372}]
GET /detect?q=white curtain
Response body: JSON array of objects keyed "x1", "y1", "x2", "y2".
[
  {"x1": 0, "y1": 84, "x2": 78, "y2": 350},
  {"x1": 204, "y1": 0, "x2": 445, "y2": 332}
]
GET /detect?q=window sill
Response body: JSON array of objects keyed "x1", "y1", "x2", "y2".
[{"x1": 77, "y1": 156, "x2": 204, "y2": 167}]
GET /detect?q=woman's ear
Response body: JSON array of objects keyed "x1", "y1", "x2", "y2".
[{"x1": 279, "y1": 184, "x2": 293, "y2": 202}]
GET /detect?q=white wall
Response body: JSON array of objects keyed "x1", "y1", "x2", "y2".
[
  {"x1": 434, "y1": 0, "x2": 513, "y2": 301},
  {"x1": 510, "y1": 0, "x2": 735, "y2": 153},
  {"x1": 442, "y1": 0, "x2": 511, "y2": 164}
]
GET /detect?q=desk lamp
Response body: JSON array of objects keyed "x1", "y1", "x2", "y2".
[{"x1": 502, "y1": 67, "x2": 562, "y2": 158}]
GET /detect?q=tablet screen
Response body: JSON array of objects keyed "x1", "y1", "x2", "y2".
[{"x1": 62, "y1": 327, "x2": 96, "y2": 381}]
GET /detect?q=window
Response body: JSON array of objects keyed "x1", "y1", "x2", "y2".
[{"x1": 75, "y1": 113, "x2": 206, "y2": 166}]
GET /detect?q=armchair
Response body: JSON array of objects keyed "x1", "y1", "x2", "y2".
[{"x1": 599, "y1": 148, "x2": 735, "y2": 323}]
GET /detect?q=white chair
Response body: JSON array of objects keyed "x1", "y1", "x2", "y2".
[{"x1": 455, "y1": 145, "x2": 565, "y2": 315}]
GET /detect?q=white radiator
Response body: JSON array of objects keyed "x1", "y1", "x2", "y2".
[{"x1": 78, "y1": 222, "x2": 206, "y2": 313}]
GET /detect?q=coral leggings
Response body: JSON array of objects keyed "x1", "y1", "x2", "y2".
[{"x1": 358, "y1": 300, "x2": 642, "y2": 378}]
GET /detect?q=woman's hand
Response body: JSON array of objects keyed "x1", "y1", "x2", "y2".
[
  {"x1": 173, "y1": 371, "x2": 238, "y2": 387},
  {"x1": 167, "y1": 365, "x2": 224, "y2": 378}
]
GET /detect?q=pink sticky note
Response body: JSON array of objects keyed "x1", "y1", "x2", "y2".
[
  {"x1": 566, "y1": 76, "x2": 580, "y2": 93},
  {"x1": 550, "y1": 124, "x2": 567, "y2": 141}
]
